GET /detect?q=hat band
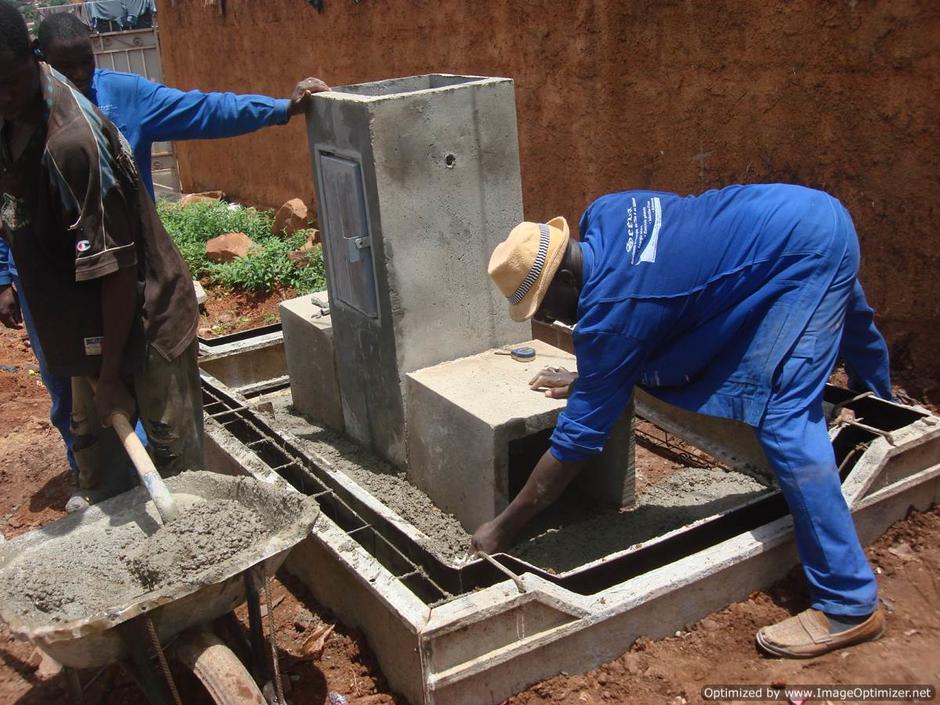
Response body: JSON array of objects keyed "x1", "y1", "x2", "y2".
[{"x1": 509, "y1": 223, "x2": 550, "y2": 305}]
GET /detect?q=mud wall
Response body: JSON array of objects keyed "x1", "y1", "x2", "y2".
[{"x1": 154, "y1": 0, "x2": 940, "y2": 383}]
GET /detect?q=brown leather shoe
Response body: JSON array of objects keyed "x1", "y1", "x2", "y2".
[{"x1": 756, "y1": 608, "x2": 885, "y2": 658}]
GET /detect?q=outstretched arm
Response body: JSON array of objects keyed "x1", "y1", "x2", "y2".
[
  {"x1": 471, "y1": 331, "x2": 645, "y2": 553},
  {"x1": 472, "y1": 452, "x2": 583, "y2": 554},
  {"x1": 137, "y1": 75, "x2": 329, "y2": 143}
]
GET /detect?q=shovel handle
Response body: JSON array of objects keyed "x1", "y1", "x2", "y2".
[{"x1": 110, "y1": 411, "x2": 180, "y2": 524}]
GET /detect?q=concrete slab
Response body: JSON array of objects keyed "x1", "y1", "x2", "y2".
[
  {"x1": 307, "y1": 74, "x2": 528, "y2": 466},
  {"x1": 406, "y1": 339, "x2": 635, "y2": 531},
  {"x1": 280, "y1": 292, "x2": 344, "y2": 432}
]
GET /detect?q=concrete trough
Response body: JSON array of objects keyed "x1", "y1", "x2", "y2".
[
  {"x1": 201, "y1": 375, "x2": 940, "y2": 705},
  {"x1": 197, "y1": 324, "x2": 287, "y2": 397}
]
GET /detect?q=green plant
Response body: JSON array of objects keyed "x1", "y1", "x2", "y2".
[{"x1": 157, "y1": 199, "x2": 326, "y2": 294}]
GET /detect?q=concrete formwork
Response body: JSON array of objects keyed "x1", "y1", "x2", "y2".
[
  {"x1": 197, "y1": 328, "x2": 286, "y2": 397},
  {"x1": 201, "y1": 374, "x2": 940, "y2": 705},
  {"x1": 306, "y1": 74, "x2": 528, "y2": 466}
]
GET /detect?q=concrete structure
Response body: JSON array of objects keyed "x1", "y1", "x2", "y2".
[
  {"x1": 197, "y1": 329, "x2": 286, "y2": 397},
  {"x1": 307, "y1": 75, "x2": 528, "y2": 466},
  {"x1": 280, "y1": 292, "x2": 344, "y2": 432},
  {"x1": 201, "y1": 373, "x2": 940, "y2": 705},
  {"x1": 406, "y1": 339, "x2": 634, "y2": 531}
]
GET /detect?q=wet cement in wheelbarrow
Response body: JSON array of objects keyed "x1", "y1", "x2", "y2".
[{"x1": 2, "y1": 496, "x2": 275, "y2": 624}]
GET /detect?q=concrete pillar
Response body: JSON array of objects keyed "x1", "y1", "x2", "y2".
[{"x1": 306, "y1": 74, "x2": 528, "y2": 466}]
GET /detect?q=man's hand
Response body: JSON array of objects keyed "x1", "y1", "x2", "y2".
[
  {"x1": 0, "y1": 285, "x2": 21, "y2": 329},
  {"x1": 94, "y1": 377, "x2": 135, "y2": 428},
  {"x1": 471, "y1": 519, "x2": 508, "y2": 556},
  {"x1": 529, "y1": 366, "x2": 577, "y2": 399},
  {"x1": 288, "y1": 77, "x2": 331, "y2": 116}
]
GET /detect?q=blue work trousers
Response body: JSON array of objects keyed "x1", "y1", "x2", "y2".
[
  {"x1": 756, "y1": 212, "x2": 887, "y2": 617},
  {"x1": 13, "y1": 276, "x2": 150, "y2": 479},
  {"x1": 13, "y1": 274, "x2": 78, "y2": 475}
]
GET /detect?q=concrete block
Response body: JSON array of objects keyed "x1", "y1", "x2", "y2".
[
  {"x1": 406, "y1": 340, "x2": 635, "y2": 532},
  {"x1": 279, "y1": 292, "x2": 344, "y2": 432},
  {"x1": 307, "y1": 74, "x2": 528, "y2": 466}
]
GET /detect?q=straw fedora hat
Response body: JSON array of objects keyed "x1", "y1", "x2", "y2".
[{"x1": 488, "y1": 217, "x2": 570, "y2": 322}]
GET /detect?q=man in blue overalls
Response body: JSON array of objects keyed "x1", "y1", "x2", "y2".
[
  {"x1": 476, "y1": 184, "x2": 891, "y2": 658},
  {"x1": 0, "y1": 12, "x2": 327, "y2": 499}
]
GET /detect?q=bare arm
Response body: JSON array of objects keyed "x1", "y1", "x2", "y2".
[
  {"x1": 471, "y1": 450, "x2": 584, "y2": 554},
  {"x1": 95, "y1": 266, "x2": 137, "y2": 424}
]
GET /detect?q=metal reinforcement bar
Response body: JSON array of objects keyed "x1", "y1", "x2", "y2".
[{"x1": 202, "y1": 380, "x2": 926, "y2": 604}]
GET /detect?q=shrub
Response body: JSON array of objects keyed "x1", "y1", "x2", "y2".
[{"x1": 157, "y1": 199, "x2": 326, "y2": 294}]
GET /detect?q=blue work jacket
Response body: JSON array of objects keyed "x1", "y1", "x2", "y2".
[
  {"x1": 551, "y1": 184, "x2": 853, "y2": 462},
  {"x1": 89, "y1": 68, "x2": 291, "y2": 198},
  {"x1": 0, "y1": 69, "x2": 291, "y2": 281}
]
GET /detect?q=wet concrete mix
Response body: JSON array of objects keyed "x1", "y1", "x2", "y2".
[
  {"x1": 0, "y1": 486, "x2": 294, "y2": 625},
  {"x1": 272, "y1": 397, "x2": 771, "y2": 572}
]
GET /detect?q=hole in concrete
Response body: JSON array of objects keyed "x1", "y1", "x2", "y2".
[
  {"x1": 444, "y1": 153, "x2": 457, "y2": 168},
  {"x1": 508, "y1": 429, "x2": 552, "y2": 500}
]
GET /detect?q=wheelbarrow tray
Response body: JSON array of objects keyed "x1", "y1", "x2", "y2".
[{"x1": 0, "y1": 470, "x2": 319, "y2": 669}]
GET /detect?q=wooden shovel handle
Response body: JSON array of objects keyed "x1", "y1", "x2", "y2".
[{"x1": 110, "y1": 410, "x2": 180, "y2": 524}]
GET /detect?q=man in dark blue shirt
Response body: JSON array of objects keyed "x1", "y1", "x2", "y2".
[{"x1": 477, "y1": 184, "x2": 891, "y2": 658}]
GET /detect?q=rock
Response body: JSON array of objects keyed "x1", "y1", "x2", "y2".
[
  {"x1": 193, "y1": 279, "x2": 207, "y2": 306},
  {"x1": 623, "y1": 653, "x2": 643, "y2": 676},
  {"x1": 288, "y1": 230, "x2": 321, "y2": 265},
  {"x1": 887, "y1": 542, "x2": 916, "y2": 560},
  {"x1": 206, "y1": 232, "x2": 254, "y2": 263},
  {"x1": 179, "y1": 190, "x2": 224, "y2": 207},
  {"x1": 274, "y1": 198, "x2": 311, "y2": 235},
  {"x1": 29, "y1": 648, "x2": 62, "y2": 681},
  {"x1": 699, "y1": 617, "x2": 721, "y2": 632}
]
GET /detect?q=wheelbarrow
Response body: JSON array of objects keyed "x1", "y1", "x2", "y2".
[{"x1": 0, "y1": 471, "x2": 320, "y2": 704}]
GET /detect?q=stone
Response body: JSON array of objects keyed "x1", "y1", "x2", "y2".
[
  {"x1": 406, "y1": 339, "x2": 635, "y2": 531},
  {"x1": 288, "y1": 230, "x2": 321, "y2": 265},
  {"x1": 274, "y1": 198, "x2": 311, "y2": 235},
  {"x1": 193, "y1": 279, "x2": 207, "y2": 306},
  {"x1": 280, "y1": 293, "x2": 344, "y2": 432},
  {"x1": 206, "y1": 232, "x2": 254, "y2": 263},
  {"x1": 180, "y1": 190, "x2": 224, "y2": 207},
  {"x1": 308, "y1": 74, "x2": 527, "y2": 465}
]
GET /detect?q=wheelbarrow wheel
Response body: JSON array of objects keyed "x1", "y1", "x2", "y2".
[{"x1": 170, "y1": 628, "x2": 267, "y2": 705}]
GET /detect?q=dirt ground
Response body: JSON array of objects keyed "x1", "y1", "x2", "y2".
[
  {"x1": 1, "y1": 316, "x2": 938, "y2": 704},
  {"x1": 197, "y1": 285, "x2": 297, "y2": 339}
]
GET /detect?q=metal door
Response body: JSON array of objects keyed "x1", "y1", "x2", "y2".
[{"x1": 317, "y1": 152, "x2": 379, "y2": 319}]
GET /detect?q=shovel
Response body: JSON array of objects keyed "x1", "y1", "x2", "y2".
[
  {"x1": 108, "y1": 410, "x2": 180, "y2": 524},
  {"x1": 87, "y1": 378, "x2": 179, "y2": 523}
]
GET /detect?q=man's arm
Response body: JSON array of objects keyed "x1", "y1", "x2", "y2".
[
  {"x1": 839, "y1": 280, "x2": 892, "y2": 400},
  {"x1": 471, "y1": 331, "x2": 646, "y2": 553},
  {"x1": 472, "y1": 452, "x2": 584, "y2": 554},
  {"x1": 95, "y1": 266, "x2": 137, "y2": 424},
  {"x1": 136, "y1": 75, "x2": 329, "y2": 143},
  {"x1": 0, "y1": 240, "x2": 20, "y2": 328}
]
